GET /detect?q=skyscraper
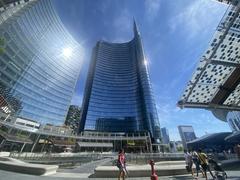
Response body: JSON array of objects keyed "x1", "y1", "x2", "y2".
[
  {"x1": 0, "y1": 0, "x2": 83, "y2": 125},
  {"x1": 215, "y1": 0, "x2": 239, "y2": 5},
  {"x1": 65, "y1": 105, "x2": 81, "y2": 132},
  {"x1": 161, "y1": 127, "x2": 170, "y2": 144},
  {"x1": 178, "y1": 125, "x2": 196, "y2": 149},
  {"x1": 226, "y1": 112, "x2": 240, "y2": 132},
  {"x1": 79, "y1": 21, "x2": 161, "y2": 143}
]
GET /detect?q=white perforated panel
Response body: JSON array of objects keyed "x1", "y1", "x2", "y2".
[
  {"x1": 224, "y1": 83, "x2": 240, "y2": 105},
  {"x1": 179, "y1": 4, "x2": 240, "y2": 108}
]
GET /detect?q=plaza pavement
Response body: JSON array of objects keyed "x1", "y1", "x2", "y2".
[
  {"x1": 1, "y1": 169, "x2": 240, "y2": 180},
  {"x1": 0, "y1": 154, "x2": 239, "y2": 179}
]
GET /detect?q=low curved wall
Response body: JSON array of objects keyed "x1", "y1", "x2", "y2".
[
  {"x1": 0, "y1": 157, "x2": 58, "y2": 175},
  {"x1": 91, "y1": 162, "x2": 188, "y2": 178}
]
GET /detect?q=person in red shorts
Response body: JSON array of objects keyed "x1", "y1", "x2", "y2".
[{"x1": 117, "y1": 149, "x2": 126, "y2": 180}]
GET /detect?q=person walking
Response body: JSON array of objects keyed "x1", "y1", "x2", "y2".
[
  {"x1": 192, "y1": 151, "x2": 204, "y2": 179},
  {"x1": 117, "y1": 149, "x2": 127, "y2": 180},
  {"x1": 184, "y1": 150, "x2": 194, "y2": 177},
  {"x1": 197, "y1": 149, "x2": 215, "y2": 180}
]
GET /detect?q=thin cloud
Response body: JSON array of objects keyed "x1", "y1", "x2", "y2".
[
  {"x1": 156, "y1": 97, "x2": 177, "y2": 123},
  {"x1": 156, "y1": 92, "x2": 230, "y2": 141},
  {"x1": 71, "y1": 93, "x2": 83, "y2": 106},
  {"x1": 169, "y1": 0, "x2": 227, "y2": 38},
  {"x1": 113, "y1": 9, "x2": 132, "y2": 33},
  {"x1": 99, "y1": 0, "x2": 112, "y2": 14},
  {"x1": 144, "y1": 0, "x2": 161, "y2": 21},
  {"x1": 108, "y1": 8, "x2": 133, "y2": 43}
]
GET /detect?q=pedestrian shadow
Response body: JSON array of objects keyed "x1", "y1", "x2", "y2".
[
  {"x1": 225, "y1": 176, "x2": 240, "y2": 180},
  {"x1": 165, "y1": 175, "x2": 196, "y2": 179}
]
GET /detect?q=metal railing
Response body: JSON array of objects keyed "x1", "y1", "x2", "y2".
[
  {"x1": 9, "y1": 151, "x2": 109, "y2": 164},
  {"x1": 9, "y1": 151, "x2": 186, "y2": 165},
  {"x1": 126, "y1": 152, "x2": 185, "y2": 164}
]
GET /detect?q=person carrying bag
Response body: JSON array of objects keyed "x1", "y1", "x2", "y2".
[{"x1": 117, "y1": 149, "x2": 127, "y2": 180}]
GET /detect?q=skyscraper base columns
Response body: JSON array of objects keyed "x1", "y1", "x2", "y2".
[{"x1": 31, "y1": 134, "x2": 40, "y2": 153}]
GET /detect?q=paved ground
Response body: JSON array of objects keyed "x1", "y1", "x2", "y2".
[
  {"x1": 1, "y1": 169, "x2": 240, "y2": 180},
  {"x1": 57, "y1": 158, "x2": 113, "y2": 174},
  {"x1": 1, "y1": 157, "x2": 240, "y2": 179}
]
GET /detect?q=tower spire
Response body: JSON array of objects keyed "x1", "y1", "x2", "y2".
[{"x1": 133, "y1": 18, "x2": 140, "y2": 36}]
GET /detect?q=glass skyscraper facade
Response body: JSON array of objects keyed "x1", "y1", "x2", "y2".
[
  {"x1": 226, "y1": 111, "x2": 240, "y2": 132},
  {"x1": 79, "y1": 22, "x2": 161, "y2": 142},
  {"x1": 161, "y1": 127, "x2": 170, "y2": 144},
  {"x1": 178, "y1": 125, "x2": 196, "y2": 149},
  {"x1": 0, "y1": 0, "x2": 83, "y2": 125}
]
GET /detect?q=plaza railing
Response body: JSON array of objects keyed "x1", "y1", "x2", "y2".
[
  {"x1": 9, "y1": 151, "x2": 110, "y2": 164},
  {"x1": 125, "y1": 152, "x2": 185, "y2": 164}
]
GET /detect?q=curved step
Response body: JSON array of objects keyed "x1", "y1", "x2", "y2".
[
  {"x1": 91, "y1": 164, "x2": 188, "y2": 178},
  {"x1": 0, "y1": 157, "x2": 58, "y2": 175}
]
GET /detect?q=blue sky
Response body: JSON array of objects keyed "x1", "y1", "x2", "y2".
[{"x1": 53, "y1": 0, "x2": 231, "y2": 140}]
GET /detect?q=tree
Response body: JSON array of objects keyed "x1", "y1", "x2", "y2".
[
  {"x1": 0, "y1": 37, "x2": 5, "y2": 54},
  {"x1": 177, "y1": 146, "x2": 184, "y2": 152}
]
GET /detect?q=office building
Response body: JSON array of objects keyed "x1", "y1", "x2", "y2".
[
  {"x1": 226, "y1": 111, "x2": 240, "y2": 132},
  {"x1": 161, "y1": 127, "x2": 170, "y2": 144},
  {"x1": 79, "y1": 21, "x2": 161, "y2": 143},
  {"x1": 178, "y1": 125, "x2": 196, "y2": 149},
  {"x1": 169, "y1": 141, "x2": 177, "y2": 153},
  {"x1": 215, "y1": 0, "x2": 239, "y2": 5},
  {"x1": 225, "y1": 111, "x2": 240, "y2": 142},
  {"x1": 0, "y1": 0, "x2": 83, "y2": 125},
  {"x1": 1, "y1": 0, "x2": 24, "y2": 11},
  {"x1": 0, "y1": 0, "x2": 33, "y2": 22},
  {"x1": 65, "y1": 105, "x2": 81, "y2": 132},
  {"x1": 212, "y1": 110, "x2": 240, "y2": 142}
]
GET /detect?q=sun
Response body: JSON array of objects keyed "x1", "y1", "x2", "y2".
[{"x1": 63, "y1": 48, "x2": 73, "y2": 58}]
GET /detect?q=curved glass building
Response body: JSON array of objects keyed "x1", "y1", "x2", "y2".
[
  {"x1": 0, "y1": 0, "x2": 83, "y2": 125},
  {"x1": 80, "y1": 22, "x2": 161, "y2": 142},
  {"x1": 226, "y1": 111, "x2": 240, "y2": 132},
  {"x1": 212, "y1": 110, "x2": 240, "y2": 142}
]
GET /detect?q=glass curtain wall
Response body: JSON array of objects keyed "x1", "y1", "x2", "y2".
[
  {"x1": 0, "y1": 0, "x2": 83, "y2": 125},
  {"x1": 80, "y1": 22, "x2": 161, "y2": 142}
]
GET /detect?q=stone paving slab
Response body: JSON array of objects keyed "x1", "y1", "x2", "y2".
[{"x1": 57, "y1": 158, "x2": 113, "y2": 174}]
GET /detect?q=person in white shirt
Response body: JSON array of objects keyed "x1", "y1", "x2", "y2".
[{"x1": 184, "y1": 150, "x2": 194, "y2": 177}]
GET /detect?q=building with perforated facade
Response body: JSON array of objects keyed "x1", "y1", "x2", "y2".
[
  {"x1": 178, "y1": 1, "x2": 240, "y2": 143},
  {"x1": 178, "y1": 1, "x2": 240, "y2": 111}
]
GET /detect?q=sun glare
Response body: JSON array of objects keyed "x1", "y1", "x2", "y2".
[
  {"x1": 144, "y1": 60, "x2": 148, "y2": 65},
  {"x1": 63, "y1": 48, "x2": 73, "y2": 58}
]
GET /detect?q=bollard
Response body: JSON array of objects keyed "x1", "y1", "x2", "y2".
[{"x1": 149, "y1": 160, "x2": 158, "y2": 180}]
